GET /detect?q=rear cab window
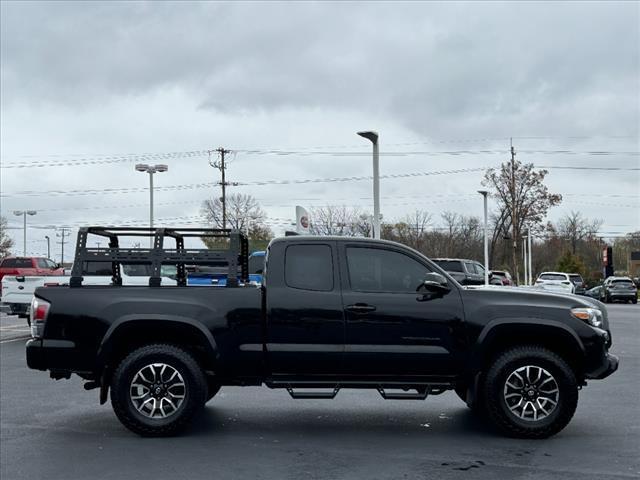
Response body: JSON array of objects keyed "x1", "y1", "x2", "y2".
[
  {"x1": 612, "y1": 279, "x2": 634, "y2": 286},
  {"x1": 285, "y1": 244, "x2": 333, "y2": 291},
  {"x1": 1, "y1": 258, "x2": 34, "y2": 268},
  {"x1": 539, "y1": 274, "x2": 568, "y2": 281}
]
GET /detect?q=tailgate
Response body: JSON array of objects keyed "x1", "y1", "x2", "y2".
[{"x1": 1, "y1": 276, "x2": 45, "y2": 305}]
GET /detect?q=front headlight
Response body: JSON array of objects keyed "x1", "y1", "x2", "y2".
[{"x1": 571, "y1": 307, "x2": 603, "y2": 328}]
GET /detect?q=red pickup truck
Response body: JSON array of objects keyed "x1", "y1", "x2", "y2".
[{"x1": 0, "y1": 256, "x2": 64, "y2": 283}]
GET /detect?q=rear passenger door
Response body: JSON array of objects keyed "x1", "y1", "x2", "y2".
[{"x1": 265, "y1": 241, "x2": 345, "y2": 376}]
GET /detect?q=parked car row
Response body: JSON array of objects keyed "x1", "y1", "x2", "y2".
[
  {"x1": 428, "y1": 259, "x2": 636, "y2": 304},
  {"x1": 585, "y1": 277, "x2": 638, "y2": 304}
]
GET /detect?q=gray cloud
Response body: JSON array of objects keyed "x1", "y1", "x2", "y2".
[{"x1": 0, "y1": 1, "x2": 638, "y2": 257}]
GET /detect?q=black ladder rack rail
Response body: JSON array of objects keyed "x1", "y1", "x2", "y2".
[{"x1": 69, "y1": 226, "x2": 249, "y2": 288}]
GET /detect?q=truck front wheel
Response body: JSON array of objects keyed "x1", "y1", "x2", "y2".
[
  {"x1": 110, "y1": 344, "x2": 208, "y2": 436},
  {"x1": 482, "y1": 346, "x2": 578, "y2": 439}
]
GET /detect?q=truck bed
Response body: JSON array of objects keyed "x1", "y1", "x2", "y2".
[{"x1": 32, "y1": 284, "x2": 263, "y2": 378}]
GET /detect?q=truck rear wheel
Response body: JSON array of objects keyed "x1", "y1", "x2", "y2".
[
  {"x1": 110, "y1": 344, "x2": 207, "y2": 436},
  {"x1": 481, "y1": 346, "x2": 578, "y2": 439}
]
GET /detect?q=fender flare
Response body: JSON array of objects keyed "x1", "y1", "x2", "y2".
[
  {"x1": 471, "y1": 317, "x2": 586, "y2": 372},
  {"x1": 96, "y1": 314, "x2": 219, "y2": 369}
]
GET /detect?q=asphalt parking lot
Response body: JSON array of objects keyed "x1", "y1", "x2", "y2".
[{"x1": 1, "y1": 304, "x2": 638, "y2": 480}]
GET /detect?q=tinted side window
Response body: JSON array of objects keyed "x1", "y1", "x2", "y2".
[
  {"x1": 249, "y1": 254, "x2": 265, "y2": 274},
  {"x1": 36, "y1": 259, "x2": 49, "y2": 268},
  {"x1": 82, "y1": 262, "x2": 113, "y2": 276},
  {"x1": 1, "y1": 258, "x2": 33, "y2": 268},
  {"x1": 433, "y1": 260, "x2": 464, "y2": 272},
  {"x1": 285, "y1": 244, "x2": 333, "y2": 291},
  {"x1": 347, "y1": 247, "x2": 431, "y2": 293},
  {"x1": 464, "y1": 262, "x2": 478, "y2": 274}
]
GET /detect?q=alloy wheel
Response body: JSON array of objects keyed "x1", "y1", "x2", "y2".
[
  {"x1": 130, "y1": 363, "x2": 186, "y2": 419},
  {"x1": 503, "y1": 365, "x2": 559, "y2": 422}
]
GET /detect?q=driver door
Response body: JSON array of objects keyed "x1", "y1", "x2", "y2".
[{"x1": 339, "y1": 244, "x2": 465, "y2": 378}]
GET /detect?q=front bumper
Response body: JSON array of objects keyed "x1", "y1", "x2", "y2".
[{"x1": 585, "y1": 353, "x2": 619, "y2": 380}]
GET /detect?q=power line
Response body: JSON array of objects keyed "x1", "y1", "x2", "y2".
[
  {"x1": 2, "y1": 147, "x2": 638, "y2": 169},
  {"x1": 0, "y1": 167, "x2": 490, "y2": 197}
]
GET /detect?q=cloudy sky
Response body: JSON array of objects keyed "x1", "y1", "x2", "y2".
[{"x1": 1, "y1": 1, "x2": 638, "y2": 259}]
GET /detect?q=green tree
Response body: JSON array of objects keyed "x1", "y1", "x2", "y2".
[
  {"x1": 0, "y1": 216, "x2": 14, "y2": 259},
  {"x1": 556, "y1": 250, "x2": 586, "y2": 277}
]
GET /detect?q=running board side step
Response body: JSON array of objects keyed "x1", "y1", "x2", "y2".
[
  {"x1": 377, "y1": 387, "x2": 429, "y2": 400},
  {"x1": 286, "y1": 387, "x2": 340, "y2": 399}
]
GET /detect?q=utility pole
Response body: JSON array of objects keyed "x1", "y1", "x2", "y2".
[
  {"x1": 45, "y1": 236, "x2": 50, "y2": 259},
  {"x1": 56, "y1": 228, "x2": 71, "y2": 265},
  {"x1": 210, "y1": 148, "x2": 233, "y2": 230},
  {"x1": 510, "y1": 138, "x2": 519, "y2": 285}
]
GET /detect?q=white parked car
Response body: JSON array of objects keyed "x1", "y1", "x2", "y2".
[
  {"x1": 1, "y1": 262, "x2": 177, "y2": 319},
  {"x1": 534, "y1": 272, "x2": 576, "y2": 294}
]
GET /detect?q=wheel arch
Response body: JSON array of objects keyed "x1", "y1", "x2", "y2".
[
  {"x1": 97, "y1": 315, "x2": 218, "y2": 376},
  {"x1": 472, "y1": 319, "x2": 586, "y2": 377}
]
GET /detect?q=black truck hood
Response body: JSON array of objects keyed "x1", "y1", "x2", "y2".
[{"x1": 464, "y1": 285, "x2": 609, "y2": 327}]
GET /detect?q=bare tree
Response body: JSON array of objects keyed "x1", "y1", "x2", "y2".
[
  {"x1": 309, "y1": 206, "x2": 371, "y2": 236},
  {"x1": 557, "y1": 211, "x2": 603, "y2": 255},
  {"x1": 483, "y1": 160, "x2": 562, "y2": 284},
  {"x1": 201, "y1": 193, "x2": 273, "y2": 245},
  {"x1": 0, "y1": 216, "x2": 14, "y2": 259}
]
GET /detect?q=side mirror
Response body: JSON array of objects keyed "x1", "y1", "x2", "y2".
[{"x1": 418, "y1": 272, "x2": 451, "y2": 294}]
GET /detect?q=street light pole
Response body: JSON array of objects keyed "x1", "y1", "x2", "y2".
[
  {"x1": 13, "y1": 210, "x2": 37, "y2": 256},
  {"x1": 528, "y1": 229, "x2": 533, "y2": 285},
  {"x1": 478, "y1": 191, "x2": 489, "y2": 285},
  {"x1": 135, "y1": 164, "x2": 168, "y2": 246},
  {"x1": 522, "y1": 234, "x2": 529, "y2": 286},
  {"x1": 357, "y1": 131, "x2": 380, "y2": 239},
  {"x1": 149, "y1": 170, "x2": 154, "y2": 231},
  {"x1": 45, "y1": 236, "x2": 50, "y2": 259}
]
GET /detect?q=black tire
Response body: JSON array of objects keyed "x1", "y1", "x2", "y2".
[
  {"x1": 110, "y1": 344, "x2": 207, "y2": 437},
  {"x1": 481, "y1": 346, "x2": 578, "y2": 439},
  {"x1": 633, "y1": 297, "x2": 638, "y2": 305},
  {"x1": 206, "y1": 380, "x2": 221, "y2": 403}
]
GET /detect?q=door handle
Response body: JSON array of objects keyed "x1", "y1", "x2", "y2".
[{"x1": 345, "y1": 303, "x2": 376, "y2": 314}]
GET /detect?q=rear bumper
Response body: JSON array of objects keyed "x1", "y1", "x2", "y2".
[
  {"x1": 8, "y1": 303, "x2": 29, "y2": 315},
  {"x1": 585, "y1": 353, "x2": 619, "y2": 380},
  {"x1": 26, "y1": 338, "x2": 78, "y2": 372},
  {"x1": 609, "y1": 292, "x2": 636, "y2": 299}
]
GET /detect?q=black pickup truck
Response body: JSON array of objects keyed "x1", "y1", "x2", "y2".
[{"x1": 26, "y1": 227, "x2": 618, "y2": 438}]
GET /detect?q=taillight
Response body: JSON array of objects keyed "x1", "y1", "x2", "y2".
[{"x1": 29, "y1": 297, "x2": 50, "y2": 339}]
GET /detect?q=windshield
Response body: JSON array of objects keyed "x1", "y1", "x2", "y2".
[{"x1": 569, "y1": 275, "x2": 583, "y2": 284}]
